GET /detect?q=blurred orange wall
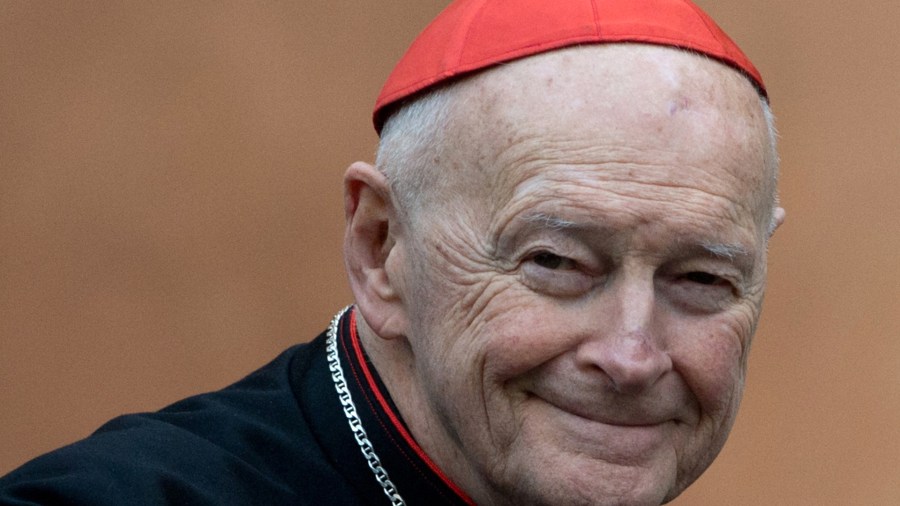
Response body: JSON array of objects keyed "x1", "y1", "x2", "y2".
[{"x1": 1, "y1": 2, "x2": 897, "y2": 504}]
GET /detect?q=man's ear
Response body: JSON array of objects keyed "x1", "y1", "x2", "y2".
[
  {"x1": 343, "y1": 161, "x2": 408, "y2": 340},
  {"x1": 769, "y1": 206, "x2": 786, "y2": 237}
]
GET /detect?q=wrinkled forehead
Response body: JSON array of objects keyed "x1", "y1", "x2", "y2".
[
  {"x1": 437, "y1": 45, "x2": 772, "y2": 225},
  {"x1": 439, "y1": 46, "x2": 765, "y2": 172},
  {"x1": 458, "y1": 44, "x2": 765, "y2": 140}
]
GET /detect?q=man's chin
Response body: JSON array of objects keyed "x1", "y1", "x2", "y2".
[
  {"x1": 493, "y1": 436, "x2": 678, "y2": 506},
  {"x1": 497, "y1": 471, "x2": 673, "y2": 506}
]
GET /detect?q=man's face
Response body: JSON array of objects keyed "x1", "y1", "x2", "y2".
[{"x1": 390, "y1": 45, "x2": 775, "y2": 505}]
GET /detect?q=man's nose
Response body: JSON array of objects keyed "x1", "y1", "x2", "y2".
[{"x1": 576, "y1": 276, "x2": 672, "y2": 395}]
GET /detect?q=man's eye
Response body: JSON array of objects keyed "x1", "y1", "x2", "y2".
[
  {"x1": 520, "y1": 251, "x2": 593, "y2": 297},
  {"x1": 531, "y1": 252, "x2": 576, "y2": 270},
  {"x1": 666, "y1": 270, "x2": 738, "y2": 313},
  {"x1": 683, "y1": 271, "x2": 724, "y2": 286}
]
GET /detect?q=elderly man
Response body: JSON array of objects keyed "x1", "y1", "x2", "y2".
[{"x1": 1, "y1": 0, "x2": 784, "y2": 504}]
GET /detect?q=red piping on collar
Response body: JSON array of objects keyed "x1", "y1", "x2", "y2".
[{"x1": 348, "y1": 308, "x2": 475, "y2": 505}]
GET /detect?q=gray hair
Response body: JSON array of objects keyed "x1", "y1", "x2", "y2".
[
  {"x1": 760, "y1": 98, "x2": 782, "y2": 236},
  {"x1": 375, "y1": 83, "x2": 460, "y2": 220}
]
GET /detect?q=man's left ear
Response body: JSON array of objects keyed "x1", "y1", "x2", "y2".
[
  {"x1": 769, "y1": 206, "x2": 786, "y2": 237},
  {"x1": 342, "y1": 161, "x2": 409, "y2": 340}
]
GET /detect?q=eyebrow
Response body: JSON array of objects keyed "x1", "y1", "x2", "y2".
[
  {"x1": 523, "y1": 211, "x2": 754, "y2": 264},
  {"x1": 700, "y1": 242, "x2": 752, "y2": 261},
  {"x1": 523, "y1": 212, "x2": 578, "y2": 230}
]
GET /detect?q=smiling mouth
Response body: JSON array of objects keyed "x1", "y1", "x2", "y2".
[{"x1": 528, "y1": 392, "x2": 675, "y2": 428}]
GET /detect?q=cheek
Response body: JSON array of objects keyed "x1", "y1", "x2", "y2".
[
  {"x1": 443, "y1": 300, "x2": 587, "y2": 453},
  {"x1": 403, "y1": 231, "x2": 503, "y2": 338},
  {"x1": 417, "y1": 287, "x2": 580, "y2": 418},
  {"x1": 667, "y1": 315, "x2": 750, "y2": 418},
  {"x1": 476, "y1": 293, "x2": 588, "y2": 382}
]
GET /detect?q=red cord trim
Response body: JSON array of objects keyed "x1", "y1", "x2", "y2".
[{"x1": 348, "y1": 309, "x2": 475, "y2": 505}]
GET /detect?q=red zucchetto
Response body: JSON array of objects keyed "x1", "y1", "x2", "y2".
[{"x1": 374, "y1": 0, "x2": 765, "y2": 134}]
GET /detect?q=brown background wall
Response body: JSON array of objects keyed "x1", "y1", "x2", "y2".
[{"x1": 1, "y1": 1, "x2": 897, "y2": 504}]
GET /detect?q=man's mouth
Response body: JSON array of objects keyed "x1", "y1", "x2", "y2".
[{"x1": 527, "y1": 390, "x2": 676, "y2": 428}]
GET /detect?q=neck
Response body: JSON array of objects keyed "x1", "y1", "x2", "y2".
[{"x1": 355, "y1": 315, "x2": 499, "y2": 506}]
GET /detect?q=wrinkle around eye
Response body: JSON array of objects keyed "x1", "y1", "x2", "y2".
[
  {"x1": 519, "y1": 251, "x2": 597, "y2": 297},
  {"x1": 662, "y1": 272, "x2": 739, "y2": 314}
]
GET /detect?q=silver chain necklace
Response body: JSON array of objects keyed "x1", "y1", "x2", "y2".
[{"x1": 326, "y1": 306, "x2": 406, "y2": 506}]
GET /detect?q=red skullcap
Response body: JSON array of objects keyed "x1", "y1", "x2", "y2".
[{"x1": 374, "y1": 0, "x2": 766, "y2": 133}]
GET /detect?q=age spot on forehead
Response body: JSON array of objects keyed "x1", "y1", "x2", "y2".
[{"x1": 668, "y1": 97, "x2": 692, "y2": 116}]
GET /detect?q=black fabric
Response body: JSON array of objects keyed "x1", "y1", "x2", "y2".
[{"x1": 0, "y1": 310, "x2": 470, "y2": 505}]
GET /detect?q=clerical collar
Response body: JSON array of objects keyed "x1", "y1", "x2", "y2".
[{"x1": 328, "y1": 306, "x2": 474, "y2": 505}]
